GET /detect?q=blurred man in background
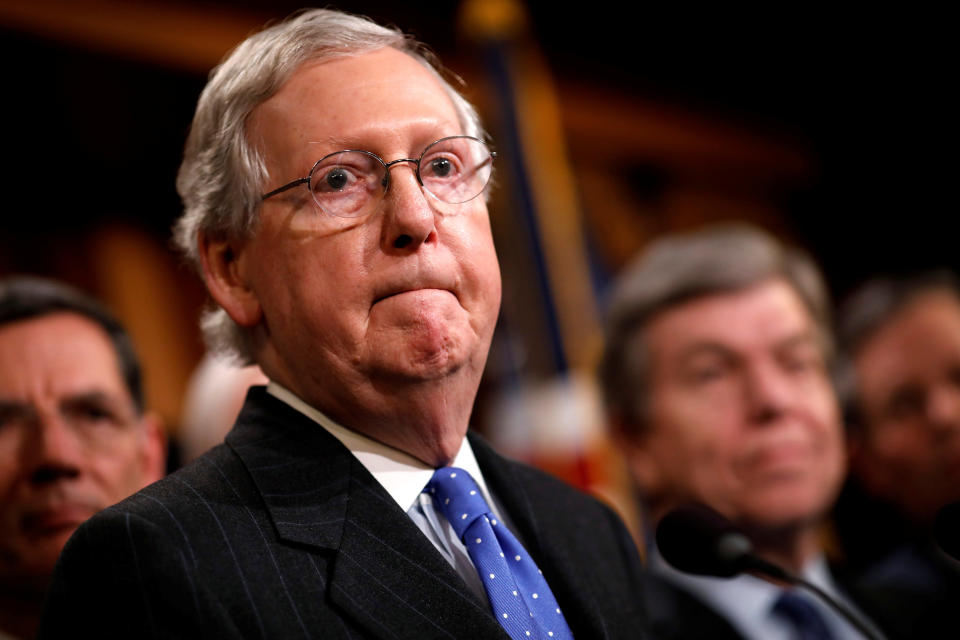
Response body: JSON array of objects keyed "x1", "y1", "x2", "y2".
[
  {"x1": 178, "y1": 352, "x2": 267, "y2": 463},
  {"x1": 833, "y1": 271, "x2": 960, "y2": 638},
  {"x1": 600, "y1": 224, "x2": 888, "y2": 639},
  {"x1": 0, "y1": 277, "x2": 165, "y2": 639}
]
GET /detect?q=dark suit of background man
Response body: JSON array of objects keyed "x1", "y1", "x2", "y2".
[
  {"x1": 0, "y1": 277, "x2": 165, "y2": 640},
  {"x1": 40, "y1": 9, "x2": 646, "y2": 639},
  {"x1": 599, "y1": 224, "x2": 892, "y2": 640}
]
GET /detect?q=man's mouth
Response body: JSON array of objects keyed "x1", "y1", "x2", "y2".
[
  {"x1": 373, "y1": 285, "x2": 454, "y2": 306},
  {"x1": 21, "y1": 503, "x2": 100, "y2": 537}
]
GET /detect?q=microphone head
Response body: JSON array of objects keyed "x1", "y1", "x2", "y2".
[
  {"x1": 655, "y1": 503, "x2": 754, "y2": 577},
  {"x1": 934, "y1": 500, "x2": 960, "y2": 561}
]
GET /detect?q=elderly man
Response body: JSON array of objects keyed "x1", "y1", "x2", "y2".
[
  {"x1": 600, "y1": 224, "x2": 889, "y2": 640},
  {"x1": 0, "y1": 277, "x2": 165, "y2": 640},
  {"x1": 40, "y1": 9, "x2": 645, "y2": 640},
  {"x1": 832, "y1": 271, "x2": 960, "y2": 638}
]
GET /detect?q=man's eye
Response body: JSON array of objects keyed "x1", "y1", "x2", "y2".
[
  {"x1": 689, "y1": 365, "x2": 727, "y2": 385},
  {"x1": 888, "y1": 388, "x2": 924, "y2": 421},
  {"x1": 784, "y1": 356, "x2": 816, "y2": 374},
  {"x1": 429, "y1": 157, "x2": 452, "y2": 177},
  {"x1": 947, "y1": 366, "x2": 960, "y2": 389},
  {"x1": 323, "y1": 168, "x2": 351, "y2": 191},
  {"x1": 65, "y1": 403, "x2": 117, "y2": 425}
]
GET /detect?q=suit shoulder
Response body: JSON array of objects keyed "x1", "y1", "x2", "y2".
[{"x1": 91, "y1": 442, "x2": 251, "y2": 533}]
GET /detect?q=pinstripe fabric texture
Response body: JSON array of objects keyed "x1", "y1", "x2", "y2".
[{"x1": 39, "y1": 388, "x2": 649, "y2": 639}]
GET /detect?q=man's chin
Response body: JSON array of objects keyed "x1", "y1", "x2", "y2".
[
  {"x1": 736, "y1": 498, "x2": 828, "y2": 538},
  {"x1": 0, "y1": 541, "x2": 68, "y2": 596},
  {"x1": 371, "y1": 351, "x2": 469, "y2": 384},
  {"x1": 367, "y1": 328, "x2": 478, "y2": 382}
]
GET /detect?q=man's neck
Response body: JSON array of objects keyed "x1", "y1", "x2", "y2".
[
  {"x1": 749, "y1": 524, "x2": 823, "y2": 576},
  {"x1": 270, "y1": 373, "x2": 478, "y2": 467}
]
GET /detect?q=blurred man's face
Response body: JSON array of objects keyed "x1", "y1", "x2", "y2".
[
  {"x1": 627, "y1": 279, "x2": 844, "y2": 535},
  {"x1": 220, "y1": 48, "x2": 501, "y2": 416},
  {"x1": 852, "y1": 291, "x2": 960, "y2": 522},
  {"x1": 0, "y1": 313, "x2": 164, "y2": 595}
]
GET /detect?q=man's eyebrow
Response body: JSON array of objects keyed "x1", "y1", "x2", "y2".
[
  {"x1": 59, "y1": 390, "x2": 126, "y2": 410},
  {"x1": 775, "y1": 331, "x2": 820, "y2": 351},
  {"x1": 675, "y1": 342, "x2": 735, "y2": 363},
  {"x1": 307, "y1": 137, "x2": 349, "y2": 149},
  {"x1": 674, "y1": 331, "x2": 819, "y2": 362}
]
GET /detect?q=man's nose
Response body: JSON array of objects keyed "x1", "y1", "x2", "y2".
[
  {"x1": 23, "y1": 414, "x2": 84, "y2": 484},
  {"x1": 380, "y1": 162, "x2": 438, "y2": 252},
  {"x1": 744, "y1": 363, "x2": 794, "y2": 424}
]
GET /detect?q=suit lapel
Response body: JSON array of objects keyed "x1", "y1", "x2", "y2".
[
  {"x1": 331, "y1": 464, "x2": 508, "y2": 639},
  {"x1": 470, "y1": 433, "x2": 611, "y2": 640},
  {"x1": 227, "y1": 389, "x2": 507, "y2": 640}
]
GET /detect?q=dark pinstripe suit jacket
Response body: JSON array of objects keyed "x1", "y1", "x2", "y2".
[{"x1": 40, "y1": 388, "x2": 649, "y2": 639}]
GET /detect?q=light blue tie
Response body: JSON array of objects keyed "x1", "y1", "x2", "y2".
[{"x1": 426, "y1": 467, "x2": 574, "y2": 640}]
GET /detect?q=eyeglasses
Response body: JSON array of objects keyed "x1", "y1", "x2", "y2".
[{"x1": 260, "y1": 135, "x2": 496, "y2": 218}]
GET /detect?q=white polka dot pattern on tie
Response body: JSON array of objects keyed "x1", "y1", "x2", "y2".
[{"x1": 426, "y1": 466, "x2": 574, "y2": 640}]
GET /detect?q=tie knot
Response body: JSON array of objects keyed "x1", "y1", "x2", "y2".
[{"x1": 426, "y1": 467, "x2": 493, "y2": 539}]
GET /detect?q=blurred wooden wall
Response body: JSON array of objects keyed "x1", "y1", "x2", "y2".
[{"x1": 0, "y1": 0, "x2": 813, "y2": 442}]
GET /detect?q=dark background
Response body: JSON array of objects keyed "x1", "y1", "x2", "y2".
[
  {"x1": 0, "y1": 1, "x2": 955, "y2": 439},
  {"x1": 2, "y1": 2, "x2": 953, "y2": 297}
]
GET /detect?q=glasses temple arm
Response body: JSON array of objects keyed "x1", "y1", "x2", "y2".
[{"x1": 261, "y1": 177, "x2": 309, "y2": 201}]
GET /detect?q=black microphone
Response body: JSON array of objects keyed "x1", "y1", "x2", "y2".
[
  {"x1": 655, "y1": 504, "x2": 886, "y2": 640},
  {"x1": 934, "y1": 500, "x2": 960, "y2": 561}
]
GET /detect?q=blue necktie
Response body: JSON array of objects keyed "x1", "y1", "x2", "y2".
[
  {"x1": 772, "y1": 590, "x2": 835, "y2": 640},
  {"x1": 426, "y1": 467, "x2": 574, "y2": 640}
]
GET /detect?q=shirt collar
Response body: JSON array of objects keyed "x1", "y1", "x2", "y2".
[
  {"x1": 265, "y1": 381, "x2": 492, "y2": 512},
  {"x1": 648, "y1": 544, "x2": 846, "y2": 639},
  {"x1": 648, "y1": 544, "x2": 780, "y2": 635}
]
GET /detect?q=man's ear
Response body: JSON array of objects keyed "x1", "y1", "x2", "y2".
[
  {"x1": 611, "y1": 414, "x2": 665, "y2": 497},
  {"x1": 197, "y1": 230, "x2": 262, "y2": 327},
  {"x1": 139, "y1": 411, "x2": 167, "y2": 483}
]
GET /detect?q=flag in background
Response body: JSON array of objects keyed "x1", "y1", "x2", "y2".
[{"x1": 459, "y1": 0, "x2": 636, "y2": 526}]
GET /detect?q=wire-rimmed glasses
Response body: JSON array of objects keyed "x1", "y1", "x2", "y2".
[{"x1": 260, "y1": 135, "x2": 496, "y2": 218}]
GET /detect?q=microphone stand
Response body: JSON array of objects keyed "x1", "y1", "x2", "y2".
[{"x1": 741, "y1": 555, "x2": 888, "y2": 640}]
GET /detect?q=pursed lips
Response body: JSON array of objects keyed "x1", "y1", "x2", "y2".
[{"x1": 372, "y1": 279, "x2": 457, "y2": 306}]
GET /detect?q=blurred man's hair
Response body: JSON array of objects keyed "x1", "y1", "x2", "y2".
[
  {"x1": 599, "y1": 223, "x2": 831, "y2": 433},
  {"x1": 173, "y1": 8, "x2": 485, "y2": 364},
  {"x1": 0, "y1": 276, "x2": 144, "y2": 413}
]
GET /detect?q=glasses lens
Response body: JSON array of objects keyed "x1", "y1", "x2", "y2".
[
  {"x1": 419, "y1": 137, "x2": 494, "y2": 204},
  {"x1": 308, "y1": 151, "x2": 384, "y2": 218}
]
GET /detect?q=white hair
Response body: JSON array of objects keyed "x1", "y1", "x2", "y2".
[{"x1": 173, "y1": 9, "x2": 484, "y2": 364}]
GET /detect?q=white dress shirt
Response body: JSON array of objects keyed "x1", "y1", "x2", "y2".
[
  {"x1": 266, "y1": 382, "x2": 504, "y2": 605},
  {"x1": 648, "y1": 545, "x2": 875, "y2": 640}
]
